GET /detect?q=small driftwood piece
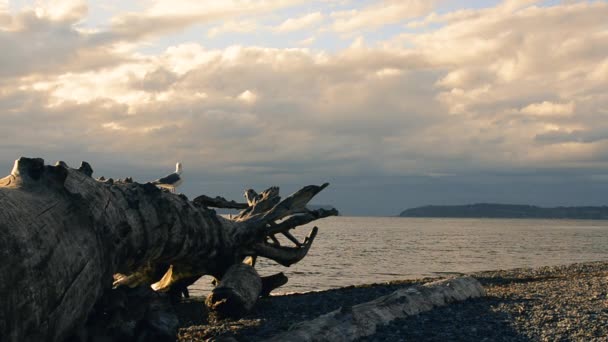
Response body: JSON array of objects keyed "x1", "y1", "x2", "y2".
[
  {"x1": 205, "y1": 269, "x2": 288, "y2": 317},
  {"x1": 205, "y1": 264, "x2": 262, "y2": 317},
  {"x1": 265, "y1": 277, "x2": 486, "y2": 342},
  {"x1": 261, "y1": 273, "x2": 289, "y2": 297}
]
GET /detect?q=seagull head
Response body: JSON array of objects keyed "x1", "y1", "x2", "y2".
[{"x1": 176, "y1": 162, "x2": 182, "y2": 174}]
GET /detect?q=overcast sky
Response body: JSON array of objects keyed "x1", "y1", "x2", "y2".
[{"x1": 1, "y1": 0, "x2": 607, "y2": 216}]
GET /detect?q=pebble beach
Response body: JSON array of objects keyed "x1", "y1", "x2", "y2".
[{"x1": 177, "y1": 261, "x2": 608, "y2": 341}]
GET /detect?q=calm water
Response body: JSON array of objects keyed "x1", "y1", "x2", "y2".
[{"x1": 190, "y1": 216, "x2": 608, "y2": 296}]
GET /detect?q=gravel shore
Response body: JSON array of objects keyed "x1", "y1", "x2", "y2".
[{"x1": 177, "y1": 261, "x2": 608, "y2": 341}]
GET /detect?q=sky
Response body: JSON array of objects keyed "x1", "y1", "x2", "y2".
[{"x1": 1, "y1": 0, "x2": 607, "y2": 216}]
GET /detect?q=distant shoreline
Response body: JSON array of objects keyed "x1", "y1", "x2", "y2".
[{"x1": 399, "y1": 203, "x2": 608, "y2": 220}]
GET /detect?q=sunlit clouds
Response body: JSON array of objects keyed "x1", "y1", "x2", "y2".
[
  {"x1": 331, "y1": 0, "x2": 436, "y2": 33},
  {"x1": 1, "y1": 0, "x2": 607, "y2": 214},
  {"x1": 520, "y1": 101, "x2": 575, "y2": 117},
  {"x1": 276, "y1": 12, "x2": 323, "y2": 33}
]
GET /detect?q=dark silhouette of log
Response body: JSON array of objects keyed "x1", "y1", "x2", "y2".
[
  {"x1": 205, "y1": 269, "x2": 289, "y2": 318},
  {"x1": 205, "y1": 264, "x2": 262, "y2": 318},
  {"x1": 79, "y1": 285, "x2": 179, "y2": 342},
  {"x1": 204, "y1": 268, "x2": 289, "y2": 317},
  {"x1": 261, "y1": 273, "x2": 289, "y2": 297},
  {"x1": 0, "y1": 157, "x2": 337, "y2": 342}
]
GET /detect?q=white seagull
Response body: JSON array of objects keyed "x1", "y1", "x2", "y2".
[{"x1": 153, "y1": 162, "x2": 183, "y2": 193}]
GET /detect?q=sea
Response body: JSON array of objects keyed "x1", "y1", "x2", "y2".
[{"x1": 189, "y1": 216, "x2": 608, "y2": 296}]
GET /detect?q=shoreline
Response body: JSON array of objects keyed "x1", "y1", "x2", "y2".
[{"x1": 177, "y1": 261, "x2": 608, "y2": 341}]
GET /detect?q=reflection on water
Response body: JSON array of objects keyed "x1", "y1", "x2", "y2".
[{"x1": 190, "y1": 216, "x2": 608, "y2": 296}]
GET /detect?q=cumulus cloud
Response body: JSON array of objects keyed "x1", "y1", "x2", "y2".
[
  {"x1": 0, "y1": 0, "x2": 8, "y2": 13},
  {"x1": 102, "y1": 122, "x2": 126, "y2": 131},
  {"x1": 33, "y1": 0, "x2": 88, "y2": 23},
  {"x1": 109, "y1": 0, "x2": 305, "y2": 41},
  {"x1": 521, "y1": 101, "x2": 575, "y2": 117},
  {"x1": 1, "y1": 1, "x2": 608, "y2": 213},
  {"x1": 276, "y1": 12, "x2": 323, "y2": 33},
  {"x1": 331, "y1": 0, "x2": 435, "y2": 33},
  {"x1": 5, "y1": 43, "x2": 439, "y2": 175},
  {"x1": 237, "y1": 90, "x2": 258, "y2": 104},
  {"x1": 535, "y1": 129, "x2": 608, "y2": 145},
  {"x1": 0, "y1": 3, "x2": 130, "y2": 80},
  {"x1": 208, "y1": 20, "x2": 258, "y2": 38},
  {"x1": 297, "y1": 36, "x2": 316, "y2": 46}
]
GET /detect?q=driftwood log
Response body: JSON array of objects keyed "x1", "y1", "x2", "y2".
[
  {"x1": 265, "y1": 277, "x2": 485, "y2": 342},
  {"x1": 205, "y1": 263, "x2": 262, "y2": 317},
  {"x1": 0, "y1": 157, "x2": 338, "y2": 342}
]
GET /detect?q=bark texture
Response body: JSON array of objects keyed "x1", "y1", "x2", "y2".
[
  {"x1": 0, "y1": 157, "x2": 337, "y2": 342},
  {"x1": 265, "y1": 277, "x2": 486, "y2": 342},
  {"x1": 205, "y1": 264, "x2": 262, "y2": 317}
]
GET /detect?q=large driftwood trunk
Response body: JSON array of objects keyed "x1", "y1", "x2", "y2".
[
  {"x1": 0, "y1": 157, "x2": 337, "y2": 342},
  {"x1": 265, "y1": 277, "x2": 486, "y2": 342}
]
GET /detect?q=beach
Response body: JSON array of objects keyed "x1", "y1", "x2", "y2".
[{"x1": 177, "y1": 261, "x2": 608, "y2": 341}]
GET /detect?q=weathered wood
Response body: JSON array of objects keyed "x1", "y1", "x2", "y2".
[
  {"x1": 79, "y1": 285, "x2": 179, "y2": 342},
  {"x1": 246, "y1": 227, "x2": 319, "y2": 267},
  {"x1": 265, "y1": 277, "x2": 486, "y2": 342},
  {"x1": 205, "y1": 264, "x2": 262, "y2": 317},
  {"x1": 234, "y1": 186, "x2": 281, "y2": 221},
  {"x1": 260, "y1": 273, "x2": 289, "y2": 297},
  {"x1": 0, "y1": 157, "x2": 337, "y2": 341},
  {"x1": 266, "y1": 208, "x2": 339, "y2": 235},
  {"x1": 192, "y1": 194, "x2": 248, "y2": 209}
]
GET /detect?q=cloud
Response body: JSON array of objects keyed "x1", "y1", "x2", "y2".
[
  {"x1": 237, "y1": 90, "x2": 258, "y2": 104},
  {"x1": 297, "y1": 36, "x2": 316, "y2": 46},
  {"x1": 1, "y1": 1, "x2": 608, "y2": 214},
  {"x1": 6, "y1": 43, "x2": 439, "y2": 176},
  {"x1": 521, "y1": 101, "x2": 574, "y2": 117},
  {"x1": 331, "y1": 0, "x2": 435, "y2": 33},
  {"x1": 276, "y1": 12, "x2": 323, "y2": 33},
  {"x1": 134, "y1": 67, "x2": 179, "y2": 93},
  {"x1": 33, "y1": 0, "x2": 88, "y2": 23},
  {"x1": 102, "y1": 122, "x2": 126, "y2": 131},
  {"x1": 108, "y1": 0, "x2": 305, "y2": 41},
  {"x1": 0, "y1": 4, "x2": 129, "y2": 79},
  {"x1": 0, "y1": 0, "x2": 8, "y2": 13},
  {"x1": 208, "y1": 20, "x2": 259, "y2": 38},
  {"x1": 535, "y1": 130, "x2": 588, "y2": 144}
]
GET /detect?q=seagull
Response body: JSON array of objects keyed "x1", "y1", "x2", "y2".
[{"x1": 152, "y1": 162, "x2": 183, "y2": 193}]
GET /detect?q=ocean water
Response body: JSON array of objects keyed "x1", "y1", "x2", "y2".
[{"x1": 190, "y1": 216, "x2": 608, "y2": 296}]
